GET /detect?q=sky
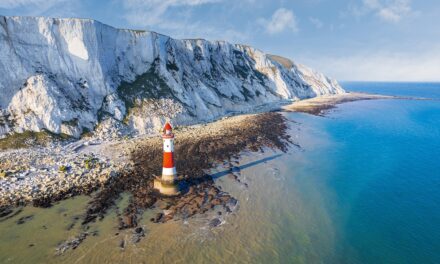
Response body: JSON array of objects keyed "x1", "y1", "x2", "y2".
[{"x1": 0, "y1": 0, "x2": 439, "y2": 81}]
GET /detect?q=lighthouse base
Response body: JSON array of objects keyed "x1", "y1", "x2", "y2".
[{"x1": 153, "y1": 177, "x2": 180, "y2": 196}]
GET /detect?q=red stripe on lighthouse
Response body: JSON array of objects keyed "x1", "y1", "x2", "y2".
[{"x1": 163, "y1": 152, "x2": 174, "y2": 168}]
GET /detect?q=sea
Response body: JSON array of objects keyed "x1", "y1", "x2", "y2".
[{"x1": 0, "y1": 82, "x2": 439, "y2": 263}]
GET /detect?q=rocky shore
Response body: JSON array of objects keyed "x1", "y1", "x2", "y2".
[
  {"x1": 1, "y1": 92, "x2": 402, "y2": 223},
  {"x1": 82, "y1": 112, "x2": 292, "y2": 229},
  {"x1": 0, "y1": 92, "x2": 404, "y2": 254},
  {"x1": 0, "y1": 143, "x2": 122, "y2": 208},
  {"x1": 0, "y1": 112, "x2": 293, "y2": 235}
]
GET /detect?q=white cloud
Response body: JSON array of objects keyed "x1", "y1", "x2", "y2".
[
  {"x1": 361, "y1": 0, "x2": 413, "y2": 22},
  {"x1": 117, "y1": 0, "x2": 249, "y2": 42},
  {"x1": 0, "y1": 0, "x2": 64, "y2": 9},
  {"x1": 0, "y1": 0, "x2": 79, "y2": 17},
  {"x1": 259, "y1": 8, "x2": 298, "y2": 34},
  {"x1": 151, "y1": 19, "x2": 249, "y2": 42},
  {"x1": 121, "y1": 0, "x2": 222, "y2": 27},
  {"x1": 309, "y1": 17, "x2": 323, "y2": 29},
  {"x1": 0, "y1": 0, "x2": 44, "y2": 9},
  {"x1": 301, "y1": 48, "x2": 440, "y2": 81}
]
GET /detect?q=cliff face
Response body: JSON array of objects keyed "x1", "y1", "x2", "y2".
[{"x1": 0, "y1": 16, "x2": 344, "y2": 138}]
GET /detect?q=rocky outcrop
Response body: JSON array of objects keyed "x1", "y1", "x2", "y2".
[{"x1": 0, "y1": 16, "x2": 345, "y2": 139}]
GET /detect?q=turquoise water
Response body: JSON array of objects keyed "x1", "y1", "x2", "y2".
[{"x1": 289, "y1": 82, "x2": 440, "y2": 263}]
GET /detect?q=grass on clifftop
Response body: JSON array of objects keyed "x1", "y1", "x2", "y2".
[{"x1": 0, "y1": 130, "x2": 70, "y2": 150}]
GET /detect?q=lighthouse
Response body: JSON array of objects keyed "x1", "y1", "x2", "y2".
[{"x1": 153, "y1": 122, "x2": 180, "y2": 195}]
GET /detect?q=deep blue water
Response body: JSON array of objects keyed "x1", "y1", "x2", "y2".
[
  {"x1": 290, "y1": 82, "x2": 440, "y2": 263},
  {"x1": 341, "y1": 81, "x2": 440, "y2": 99}
]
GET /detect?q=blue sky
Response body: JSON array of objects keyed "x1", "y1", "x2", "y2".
[{"x1": 0, "y1": 0, "x2": 439, "y2": 81}]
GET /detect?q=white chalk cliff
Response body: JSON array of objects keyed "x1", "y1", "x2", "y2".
[{"x1": 0, "y1": 16, "x2": 345, "y2": 138}]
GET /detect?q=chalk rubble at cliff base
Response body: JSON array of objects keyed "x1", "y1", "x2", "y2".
[{"x1": 0, "y1": 144, "x2": 122, "y2": 207}]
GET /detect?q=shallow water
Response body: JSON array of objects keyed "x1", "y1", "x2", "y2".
[{"x1": 0, "y1": 82, "x2": 439, "y2": 263}]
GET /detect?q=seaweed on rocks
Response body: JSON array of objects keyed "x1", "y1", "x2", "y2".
[
  {"x1": 55, "y1": 231, "x2": 98, "y2": 255},
  {"x1": 0, "y1": 205, "x2": 13, "y2": 218},
  {"x1": 16, "y1": 215, "x2": 33, "y2": 225},
  {"x1": 0, "y1": 207, "x2": 23, "y2": 222}
]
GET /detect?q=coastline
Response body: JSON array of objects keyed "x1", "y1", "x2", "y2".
[
  {"x1": 0, "y1": 92, "x2": 398, "y2": 223},
  {"x1": 1, "y1": 113, "x2": 292, "y2": 224},
  {"x1": 283, "y1": 92, "x2": 396, "y2": 115},
  {"x1": 0, "y1": 91, "x2": 408, "y2": 254}
]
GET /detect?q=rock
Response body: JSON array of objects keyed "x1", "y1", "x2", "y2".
[
  {"x1": 132, "y1": 227, "x2": 145, "y2": 243},
  {"x1": 153, "y1": 213, "x2": 163, "y2": 223},
  {"x1": 228, "y1": 197, "x2": 238, "y2": 207},
  {"x1": 119, "y1": 240, "x2": 125, "y2": 249},
  {"x1": 55, "y1": 232, "x2": 89, "y2": 255},
  {"x1": 163, "y1": 210, "x2": 173, "y2": 216},
  {"x1": 211, "y1": 198, "x2": 222, "y2": 206},
  {"x1": 66, "y1": 223, "x2": 75, "y2": 231},
  {"x1": 121, "y1": 215, "x2": 136, "y2": 229},
  {"x1": 0, "y1": 206, "x2": 13, "y2": 218},
  {"x1": 193, "y1": 197, "x2": 204, "y2": 207},
  {"x1": 158, "y1": 201, "x2": 170, "y2": 210},
  {"x1": 209, "y1": 218, "x2": 222, "y2": 227},
  {"x1": 16, "y1": 215, "x2": 34, "y2": 225}
]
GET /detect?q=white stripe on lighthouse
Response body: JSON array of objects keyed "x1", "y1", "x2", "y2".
[
  {"x1": 162, "y1": 167, "x2": 177, "y2": 176},
  {"x1": 163, "y1": 138, "x2": 174, "y2": 152}
]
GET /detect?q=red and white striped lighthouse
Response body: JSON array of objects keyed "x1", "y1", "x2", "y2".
[
  {"x1": 161, "y1": 122, "x2": 177, "y2": 182},
  {"x1": 154, "y1": 122, "x2": 179, "y2": 195}
]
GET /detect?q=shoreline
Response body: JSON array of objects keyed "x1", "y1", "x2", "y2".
[
  {"x1": 0, "y1": 92, "x2": 402, "y2": 209},
  {"x1": 82, "y1": 112, "x2": 292, "y2": 228},
  {"x1": 283, "y1": 92, "x2": 396, "y2": 115},
  {"x1": 1, "y1": 112, "x2": 293, "y2": 252},
  {"x1": 282, "y1": 92, "x2": 433, "y2": 115},
  {"x1": 0, "y1": 91, "x2": 407, "y2": 252},
  {"x1": 0, "y1": 92, "x2": 402, "y2": 217},
  {"x1": 1, "y1": 113, "x2": 292, "y2": 224}
]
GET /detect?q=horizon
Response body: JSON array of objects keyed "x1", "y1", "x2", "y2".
[{"x1": 0, "y1": 0, "x2": 439, "y2": 82}]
